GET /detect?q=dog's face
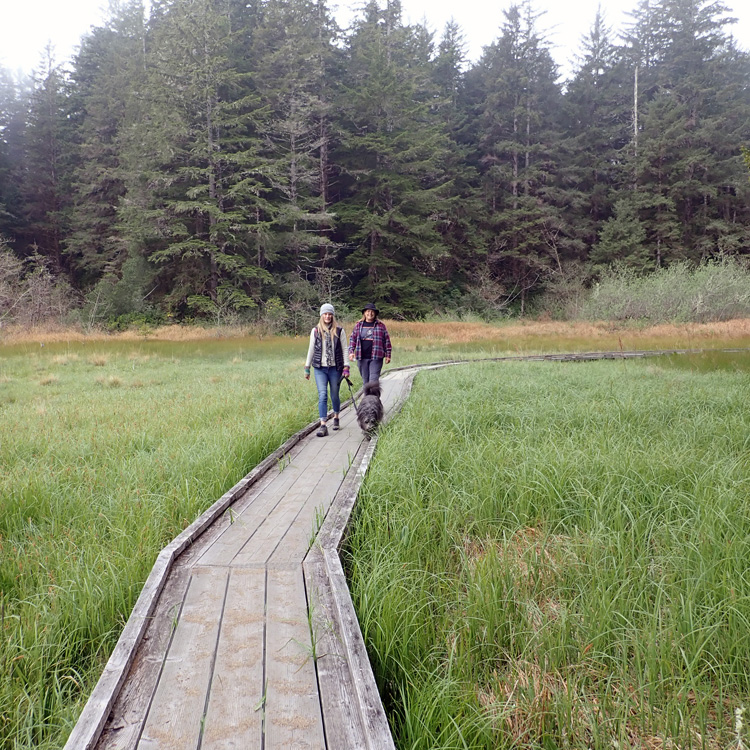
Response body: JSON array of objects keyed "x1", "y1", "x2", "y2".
[
  {"x1": 357, "y1": 380, "x2": 384, "y2": 435},
  {"x1": 357, "y1": 395, "x2": 383, "y2": 434}
]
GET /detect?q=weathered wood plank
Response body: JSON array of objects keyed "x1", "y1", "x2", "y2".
[
  {"x1": 320, "y1": 547, "x2": 395, "y2": 749},
  {"x1": 303, "y1": 553, "x2": 371, "y2": 749},
  {"x1": 138, "y1": 567, "x2": 229, "y2": 749},
  {"x1": 264, "y1": 567, "x2": 325, "y2": 750},
  {"x1": 265, "y1": 435, "x2": 358, "y2": 567},
  {"x1": 200, "y1": 568, "x2": 266, "y2": 749},
  {"x1": 228, "y1": 430, "x2": 353, "y2": 568},
  {"x1": 96, "y1": 562, "x2": 192, "y2": 750},
  {"x1": 315, "y1": 440, "x2": 376, "y2": 554},
  {"x1": 195, "y1": 440, "x2": 320, "y2": 568}
]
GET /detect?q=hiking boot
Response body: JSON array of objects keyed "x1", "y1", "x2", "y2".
[
  {"x1": 316, "y1": 424, "x2": 328, "y2": 437},
  {"x1": 332, "y1": 418, "x2": 340, "y2": 431}
]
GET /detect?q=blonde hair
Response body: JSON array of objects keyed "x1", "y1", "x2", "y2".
[{"x1": 316, "y1": 314, "x2": 340, "y2": 339}]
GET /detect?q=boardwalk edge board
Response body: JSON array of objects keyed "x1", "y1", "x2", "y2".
[{"x1": 65, "y1": 347, "x2": 746, "y2": 749}]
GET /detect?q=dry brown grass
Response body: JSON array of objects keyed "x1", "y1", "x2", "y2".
[
  {"x1": 387, "y1": 318, "x2": 750, "y2": 344},
  {"x1": 51, "y1": 354, "x2": 79, "y2": 365},
  {"x1": 95, "y1": 375, "x2": 123, "y2": 387},
  {"x1": 463, "y1": 527, "x2": 578, "y2": 588},
  {"x1": 477, "y1": 659, "x2": 721, "y2": 749},
  {"x1": 0, "y1": 323, "x2": 260, "y2": 345},
  {"x1": 465, "y1": 528, "x2": 726, "y2": 749},
  {"x1": 2, "y1": 318, "x2": 750, "y2": 348}
]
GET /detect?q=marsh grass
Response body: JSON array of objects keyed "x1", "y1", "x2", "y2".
[
  {"x1": 1, "y1": 327, "x2": 749, "y2": 748},
  {"x1": 347, "y1": 356, "x2": 750, "y2": 749},
  {"x1": 0, "y1": 339, "x2": 317, "y2": 749}
]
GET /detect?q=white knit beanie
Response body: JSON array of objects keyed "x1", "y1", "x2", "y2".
[{"x1": 319, "y1": 303, "x2": 335, "y2": 315}]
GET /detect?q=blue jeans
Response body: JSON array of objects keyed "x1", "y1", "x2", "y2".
[
  {"x1": 357, "y1": 358, "x2": 383, "y2": 384},
  {"x1": 313, "y1": 366, "x2": 341, "y2": 420}
]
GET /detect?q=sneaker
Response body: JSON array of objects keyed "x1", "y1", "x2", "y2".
[
  {"x1": 332, "y1": 418, "x2": 340, "y2": 431},
  {"x1": 316, "y1": 425, "x2": 328, "y2": 437}
]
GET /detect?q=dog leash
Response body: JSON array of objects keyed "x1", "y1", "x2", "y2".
[{"x1": 343, "y1": 376, "x2": 359, "y2": 414}]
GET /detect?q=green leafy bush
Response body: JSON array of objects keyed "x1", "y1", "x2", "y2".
[{"x1": 579, "y1": 258, "x2": 750, "y2": 323}]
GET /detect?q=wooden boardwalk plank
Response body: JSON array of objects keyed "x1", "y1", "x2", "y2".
[
  {"x1": 260, "y1": 436, "x2": 357, "y2": 568},
  {"x1": 229, "y1": 432, "x2": 353, "y2": 569},
  {"x1": 194, "y1": 441, "x2": 319, "y2": 568},
  {"x1": 96, "y1": 563, "x2": 193, "y2": 750},
  {"x1": 201, "y1": 567, "x2": 266, "y2": 749},
  {"x1": 264, "y1": 567, "x2": 325, "y2": 750},
  {"x1": 304, "y1": 551, "x2": 370, "y2": 749},
  {"x1": 138, "y1": 567, "x2": 229, "y2": 749}
]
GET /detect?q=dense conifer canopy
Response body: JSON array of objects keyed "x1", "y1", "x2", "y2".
[{"x1": 0, "y1": 0, "x2": 748, "y2": 322}]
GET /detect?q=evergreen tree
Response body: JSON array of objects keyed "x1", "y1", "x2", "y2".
[
  {"x1": 564, "y1": 10, "x2": 632, "y2": 257},
  {"x1": 607, "y1": 0, "x2": 750, "y2": 267},
  {"x1": 120, "y1": 0, "x2": 271, "y2": 316},
  {"x1": 0, "y1": 68, "x2": 27, "y2": 243},
  {"x1": 18, "y1": 47, "x2": 75, "y2": 272},
  {"x1": 334, "y1": 0, "x2": 456, "y2": 316},
  {"x1": 248, "y1": 0, "x2": 340, "y2": 291},
  {"x1": 471, "y1": 1, "x2": 567, "y2": 314},
  {"x1": 428, "y1": 20, "x2": 488, "y2": 311},
  {"x1": 65, "y1": 0, "x2": 149, "y2": 287}
]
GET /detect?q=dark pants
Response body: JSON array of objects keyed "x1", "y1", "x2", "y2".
[{"x1": 357, "y1": 358, "x2": 383, "y2": 384}]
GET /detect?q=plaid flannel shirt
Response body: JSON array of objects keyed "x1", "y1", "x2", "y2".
[{"x1": 348, "y1": 320, "x2": 392, "y2": 361}]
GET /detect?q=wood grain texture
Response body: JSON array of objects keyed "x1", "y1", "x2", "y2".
[
  {"x1": 264, "y1": 567, "x2": 326, "y2": 750},
  {"x1": 201, "y1": 567, "x2": 266, "y2": 749},
  {"x1": 138, "y1": 567, "x2": 228, "y2": 749},
  {"x1": 304, "y1": 555, "x2": 371, "y2": 749}
]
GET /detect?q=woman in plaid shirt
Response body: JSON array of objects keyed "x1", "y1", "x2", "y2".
[{"x1": 348, "y1": 303, "x2": 392, "y2": 384}]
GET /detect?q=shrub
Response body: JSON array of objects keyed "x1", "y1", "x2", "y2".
[
  {"x1": 579, "y1": 258, "x2": 750, "y2": 323},
  {"x1": 0, "y1": 242, "x2": 77, "y2": 327}
]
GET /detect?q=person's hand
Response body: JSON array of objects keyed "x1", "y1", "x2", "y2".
[
  {"x1": 348, "y1": 353, "x2": 355, "y2": 361},
  {"x1": 304, "y1": 367, "x2": 310, "y2": 380},
  {"x1": 342, "y1": 367, "x2": 350, "y2": 379},
  {"x1": 385, "y1": 357, "x2": 391, "y2": 364}
]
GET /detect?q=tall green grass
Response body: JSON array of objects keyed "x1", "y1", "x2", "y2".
[
  {"x1": 347, "y1": 355, "x2": 750, "y2": 749},
  {"x1": 0, "y1": 340, "x2": 316, "y2": 749}
]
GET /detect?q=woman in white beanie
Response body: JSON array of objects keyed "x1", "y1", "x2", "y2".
[{"x1": 304, "y1": 303, "x2": 349, "y2": 437}]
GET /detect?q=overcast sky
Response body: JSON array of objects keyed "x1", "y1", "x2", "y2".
[{"x1": 1, "y1": 0, "x2": 749, "y2": 80}]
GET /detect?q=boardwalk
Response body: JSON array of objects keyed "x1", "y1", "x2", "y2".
[{"x1": 67, "y1": 370, "x2": 415, "y2": 750}]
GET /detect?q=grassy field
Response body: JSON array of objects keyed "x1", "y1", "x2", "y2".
[
  {"x1": 1, "y1": 321, "x2": 749, "y2": 748},
  {"x1": 347, "y1": 353, "x2": 750, "y2": 749}
]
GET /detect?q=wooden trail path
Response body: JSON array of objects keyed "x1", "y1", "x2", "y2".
[
  {"x1": 67, "y1": 369, "x2": 416, "y2": 750},
  {"x1": 66, "y1": 348, "x2": 744, "y2": 750}
]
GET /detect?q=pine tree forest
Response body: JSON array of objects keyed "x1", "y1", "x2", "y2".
[{"x1": 1, "y1": 0, "x2": 749, "y2": 324}]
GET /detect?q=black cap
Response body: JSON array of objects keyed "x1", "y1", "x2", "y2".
[{"x1": 362, "y1": 303, "x2": 379, "y2": 315}]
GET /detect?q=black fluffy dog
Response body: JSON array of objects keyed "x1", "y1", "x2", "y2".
[{"x1": 357, "y1": 380, "x2": 384, "y2": 436}]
